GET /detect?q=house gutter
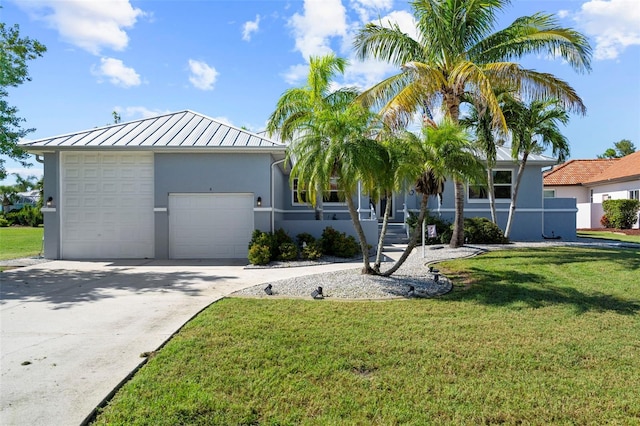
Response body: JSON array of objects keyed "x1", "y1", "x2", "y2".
[{"x1": 271, "y1": 158, "x2": 286, "y2": 233}]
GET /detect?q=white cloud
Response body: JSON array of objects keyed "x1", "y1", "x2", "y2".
[
  {"x1": 350, "y1": 0, "x2": 393, "y2": 23},
  {"x1": 574, "y1": 0, "x2": 640, "y2": 60},
  {"x1": 557, "y1": 10, "x2": 570, "y2": 19},
  {"x1": 92, "y1": 57, "x2": 141, "y2": 87},
  {"x1": 16, "y1": 0, "x2": 145, "y2": 55},
  {"x1": 282, "y1": 63, "x2": 310, "y2": 85},
  {"x1": 242, "y1": 15, "x2": 261, "y2": 41},
  {"x1": 187, "y1": 59, "x2": 218, "y2": 91},
  {"x1": 289, "y1": 0, "x2": 348, "y2": 59}
]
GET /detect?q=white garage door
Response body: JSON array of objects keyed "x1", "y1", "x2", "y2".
[
  {"x1": 169, "y1": 193, "x2": 254, "y2": 259},
  {"x1": 61, "y1": 152, "x2": 154, "y2": 259}
]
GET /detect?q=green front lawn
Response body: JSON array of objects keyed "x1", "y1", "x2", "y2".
[
  {"x1": 93, "y1": 246, "x2": 640, "y2": 425},
  {"x1": 578, "y1": 230, "x2": 640, "y2": 244},
  {"x1": 0, "y1": 226, "x2": 43, "y2": 260}
]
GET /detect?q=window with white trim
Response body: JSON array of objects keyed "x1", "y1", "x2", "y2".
[
  {"x1": 630, "y1": 190, "x2": 639, "y2": 200},
  {"x1": 292, "y1": 178, "x2": 344, "y2": 205},
  {"x1": 468, "y1": 170, "x2": 512, "y2": 202},
  {"x1": 543, "y1": 189, "x2": 556, "y2": 198}
]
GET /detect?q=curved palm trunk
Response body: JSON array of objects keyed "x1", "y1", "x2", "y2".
[
  {"x1": 504, "y1": 152, "x2": 529, "y2": 239},
  {"x1": 379, "y1": 194, "x2": 428, "y2": 277},
  {"x1": 345, "y1": 195, "x2": 374, "y2": 274},
  {"x1": 487, "y1": 168, "x2": 498, "y2": 224},
  {"x1": 373, "y1": 193, "x2": 393, "y2": 272},
  {"x1": 449, "y1": 180, "x2": 465, "y2": 248}
]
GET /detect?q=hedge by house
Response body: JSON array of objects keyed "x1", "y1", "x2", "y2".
[{"x1": 602, "y1": 199, "x2": 640, "y2": 229}]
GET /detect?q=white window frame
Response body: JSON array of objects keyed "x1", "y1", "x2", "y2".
[
  {"x1": 468, "y1": 169, "x2": 513, "y2": 203},
  {"x1": 292, "y1": 177, "x2": 346, "y2": 206},
  {"x1": 543, "y1": 189, "x2": 556, "y2": 198},
  {"x1": 629, "y1": 189, "x2": 639, "y2": 200}
]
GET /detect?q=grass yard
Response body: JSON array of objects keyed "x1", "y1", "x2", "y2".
[
  {"x1": 578, "y1": 230, "x2": 640, "y2": 244},
  {"x1": 0, "y1": 226, "x2": 43, "y2": 261},
  {"x1": 93, "y1": 247, "x2": 640, "y2": 425}
]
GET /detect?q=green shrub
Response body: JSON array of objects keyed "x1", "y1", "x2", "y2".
[
  {"x1": 248, "y1": 244, "x2": 271, "y2": 265},
  {"x1": 296, "y1": 232, "x2": 316, "y2": 248},
  {"x1": 0, "y1": 217, "x2": 9, "y2": 227},
  {"x1": 602, "y1": 199, "x2": 640, "y2": 229},
  {"x1": 406, "y1": 211, "x2": 452, "y2": 245},
  {"x1": 320, "y1": 226, "x2": 359, "y2": 258},
  {"x1": 20, "y1": 205, "x2": 43, "y2": 227},
  {"x1": 462, "y1": 217, "x2": 508, "y2": 244},
  {"x1": 278, "y1": 242, "x2": 298, "y2": 261},
  {"x1": 301, "y1": 240, "x2": 323, "y2": 260}
]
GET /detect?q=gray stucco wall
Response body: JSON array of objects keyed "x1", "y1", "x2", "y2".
[
  {"x1": 42, "y1": 152, "x2": 60, "y2": 259},
  {"x1": 153, "y1": 152, "x2": 275, "y2": 258}
]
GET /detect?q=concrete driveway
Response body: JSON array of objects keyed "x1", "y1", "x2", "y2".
[{"x1": 0, "y1": 258, "x2": 362, "y2": 426}]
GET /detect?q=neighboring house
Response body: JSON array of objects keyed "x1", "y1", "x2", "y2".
[
  {"x1": 1, "y1": 190, "x2": 40, "y2": 213},
  {"x1": 21, "y1": 110, "x2": 573, "y2": 260},
  {"x1": 543, "y1": 151, "x2": 640, "y2": 229}
]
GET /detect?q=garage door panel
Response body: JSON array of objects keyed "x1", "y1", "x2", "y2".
[
  {"x1": 169, "y1": 193, "x2": 253, "y2": 259},
  {"x1": 61, "y1": 152, "x2": 154, "y2": 259}
]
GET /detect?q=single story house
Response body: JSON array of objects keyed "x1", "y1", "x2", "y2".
[
  {"x1": 543, "y1": 151, "x2": 640, "y2": 229},
  {"x1": 21, "y1": 110, "x2": 575, "y2": 260}
]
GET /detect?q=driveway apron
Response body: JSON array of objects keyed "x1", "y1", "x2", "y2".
[{"x1": 0, "y1": 259, "x2": 362, "y2": 426}]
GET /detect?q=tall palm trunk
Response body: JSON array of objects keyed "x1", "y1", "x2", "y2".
[
  {"x1": 504, "y1": 152, "x2": 529, "y2": 238},
  {"x1": 373, "y1": 193, "x2": 393, "y2": 272},
  {"x1": 345, "y1": 195, "x2": 374, "y2": 274},
  {"x1": 450, "y1": 180, "x2": 465, "y2": 248},
  {"x1": 379, "y1": 193, "x2": 428, "y2": 277},
  {"x1": 487, "y1": 168, "x2": 498, "y2": 224}
]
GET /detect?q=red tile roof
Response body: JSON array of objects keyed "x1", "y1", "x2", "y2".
[
  {"x1": 583, "y1": 150, "x2": 640, "y2": 184},
  {"x1": 543, "y1": 158, "x2": 618, "y2": 185}
]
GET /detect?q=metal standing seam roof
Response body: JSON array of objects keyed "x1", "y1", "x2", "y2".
[{"x1": 19, "y1": 110, "x2": 286, "y2": 151}]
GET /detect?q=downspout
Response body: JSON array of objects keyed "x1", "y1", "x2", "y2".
[{"x1": 271, "y1": 158, "x2": 286, "y2": 233}]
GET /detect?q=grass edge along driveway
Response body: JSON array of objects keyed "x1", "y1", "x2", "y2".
[{"x1": 93, "y1": 246, "x2": 640, "y2": 425}]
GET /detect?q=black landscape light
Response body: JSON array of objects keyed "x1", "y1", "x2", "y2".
[
  {"x1": 311, "y1": 286, "x2": 323, "y2": 299},
  {"x1": 264, "y1": 284, "x2": 273, "y2": 295},
  {"x1": 433, "y1": 273, "x2": 439, "y2": 283},
  {"x1": 407, "y1": 285, "x2": 415, "y2": 298}
]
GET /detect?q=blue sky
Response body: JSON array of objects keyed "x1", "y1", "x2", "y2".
[{"x1": 2, "y1": 0, "x2": 639, "y2": 185}]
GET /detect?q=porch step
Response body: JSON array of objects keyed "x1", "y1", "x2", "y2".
[{"x1": 378, "y1": 223, "x2": 409, "y2": 245}]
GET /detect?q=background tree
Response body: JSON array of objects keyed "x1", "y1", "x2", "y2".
[
  {"x1": 502, "y1": 97, "x2": 569, "y2": 238},
  {"x1": 0, "y1": 18, "x2": 46, "y2": 180},
  {"x1": 597, "y1": 139, "x2": 636, "y2": 159},
  {"x1": 353, "y1": 0, "x2": 591, "y2": 248}
]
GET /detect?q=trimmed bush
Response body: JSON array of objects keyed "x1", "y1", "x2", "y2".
[
  {"x1": 248, "y1": 244, "x2": 271, "y2": 265},
  {"x1": 602, "y1": 199, "x2": 640, "y2": 229},
  {"x1": 301, "y1": 241, "x2": 323, "y2": 260},
  {"x1": 406, "y1": 211, "x2": 452, "y2": 245},
  {"x1": 278, "y1": 242, "x2": 298, "y2": 261},
  {"x1": 462, "y1": 217, "x2": 509, "y2": 244},
  {"x1": 0, "y1": 217, "x2": 9, "y2": 227},
  {"x1": 320, "y1": 226, "x2": 359, "y2": 258}
]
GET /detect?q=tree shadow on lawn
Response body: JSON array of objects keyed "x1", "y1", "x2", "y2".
[
  {"x1": 442, "y1": 247, "x2": 640, "y2": 315},
  {"x1": 0, "y1": 267, "x2": 238, "y2": 309}
]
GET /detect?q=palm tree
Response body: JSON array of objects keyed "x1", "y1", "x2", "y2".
[
  {"x1": 354, "y1": 0, "x2": 591, "y2": 247},
  {"x1": 379, "y1": 119, "x2": 485, "y2": 277},
  {"x1": 267, "y1": 54, "x2": 389, "y2": 274},
  {"x1": 266, "y1": 54, "x2": 360, "y2": 220},
  {"x1": 288, "y1": 102, "x2": 389, "y2": 274},
  {"x1": 502, "y1": 96, "x2": 569, "y2": 238}
]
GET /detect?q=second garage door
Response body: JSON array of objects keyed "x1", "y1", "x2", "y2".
[{"x1": 169, "y1": 193, "x2": 254, "y2": 259}]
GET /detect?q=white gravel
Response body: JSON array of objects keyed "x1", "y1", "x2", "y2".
[
  {"x1": 233, "y1": 240, "x2": 625, "y2": 300},
  {"x1": 234, "y1": 245, "x2": 484, "y2": 300}
]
